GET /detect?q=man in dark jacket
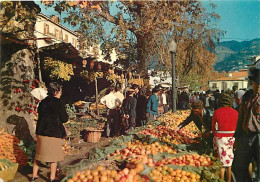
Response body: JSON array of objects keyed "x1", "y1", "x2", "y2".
[
  {"x1": 176, "y1": 100, "x2": 213, "y2": 135},
  {"x1": 121, "y1": 89, "x2": 137, "y2": 131}
]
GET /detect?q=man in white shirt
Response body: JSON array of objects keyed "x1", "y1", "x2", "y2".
[
  {"x1": 113, "y1": 84, "x2": 125, "y2": 136},
  {"x1": 162, "y1": 88, "x2": 168, "y2": 113},
  {"x1": 114, "y1": 84, "x2": 124, "y2": 104},
  {"x1": 100, "y1": 86, "x2": 121, "y2": 137}
]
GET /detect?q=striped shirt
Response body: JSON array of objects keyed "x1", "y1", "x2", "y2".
[{"x1": 247, "y1": 93, "x2": 260, "y2": 132}]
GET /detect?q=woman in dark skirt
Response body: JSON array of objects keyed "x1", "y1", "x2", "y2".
[{"x1": 32, "y1": 82, "x2": 68, "y2": 181}]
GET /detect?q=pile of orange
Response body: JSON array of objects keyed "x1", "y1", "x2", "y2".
[{"x1": 150, "y1": 166, "x2": 200, "y2": 182}]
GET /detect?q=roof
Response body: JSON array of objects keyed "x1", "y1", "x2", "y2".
[
  {"x1": 211, "y1": 77, "x2": 244, "y2": 81},
  {"x1": 39, "y1": 42, "x2": 82, "y2": 62},
  {"x1": 231, "y1": 70, "x2": 248, "y2": 78}
]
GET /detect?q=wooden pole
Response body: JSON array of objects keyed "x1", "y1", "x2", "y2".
[
  {"x1": 95, "y1": 78, "x2": 99, "y2": 116},
  {"x1": 36, "y1": 48, "x2": 42, "y2": 83}
]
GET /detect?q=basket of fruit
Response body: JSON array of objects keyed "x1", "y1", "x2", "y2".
[{"x1": 84, "y1": 127, "x2": 103, "y2": 143}]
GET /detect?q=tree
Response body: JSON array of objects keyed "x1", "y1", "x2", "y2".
[
  {"x1": 41, "y1": 1, "x2": 224, "y2": 76},
  {"x1": 0, "y1": 1, "x2": 41, "y2": 142}
]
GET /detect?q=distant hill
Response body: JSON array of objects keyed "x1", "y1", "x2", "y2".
[{"x1": 213, "y1": 38, "x2": 260, "y2": 72}]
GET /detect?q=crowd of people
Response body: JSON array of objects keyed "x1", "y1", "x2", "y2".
[
  {"x1": 31, "y1": 66, "x2": 259, "y2": 182},
  {"x1": 99, "y1": 66, "x2": 259, "y2": 182}
]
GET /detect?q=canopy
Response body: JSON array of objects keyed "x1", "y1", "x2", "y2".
[{"x1": 39, "y1": 42, "x2": 83, "y2": 63}]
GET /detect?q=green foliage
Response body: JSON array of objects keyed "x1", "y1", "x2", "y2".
[
  {"x1": 43, "y1": 57, "x2": 74, "y2": 81},
  {"x1": 80, "y1": 70, "x2": 103, "y2": 83},
  {"x1": 65, "y1": 104, "x2": 77, "y2": 120},
  {"x1": 18, "y1": 140, "x2": 36, "y2": 166},
  {"x1": 0, "y1": 158, "x2": 15, "y2": 171}
]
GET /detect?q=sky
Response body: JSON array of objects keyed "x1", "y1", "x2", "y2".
[
  {"x1": 203, "y1": 0, "x2": 260, "y2": 42},
  {"x1": 35, "y1": 0, "x2": 260, "y2": 42}
]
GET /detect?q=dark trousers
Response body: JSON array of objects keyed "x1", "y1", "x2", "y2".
[
  {"x1": 163, "y1": 104, "x2": 168, "y2": 113},
  {"x1": 106, "y1": 109, "x2": 121, "y2": 137},
  {"x1": 232, "y1": 132, "x2": 260, "y2": 182},
  {"x1": 146, "y1": 112, "x2": 155, "y2": 122}
]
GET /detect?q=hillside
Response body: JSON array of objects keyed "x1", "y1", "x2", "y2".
[{"x1": 214, "y1": 38, "x2": 260, "y2": 72}]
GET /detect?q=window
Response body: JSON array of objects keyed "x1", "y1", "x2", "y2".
[
  {"x1": 74, "y1": 39, "x2": 77, "y2": 48},
  {"x1": 59, "y1": 30, "x2": 62, "y2": 40},
  {"x1": 233, "y1": 82, "x2": 239, "y2": 87},
  {"x1": 65, "y1": 34, "x2": 68, "y2": 43},
  {"x1": 212, "y1": 83, "x2": 217, "y2": 88},
  {"x1": 54, "y1": 29, "x2": 59, "y2": 39},
  {"x1": 72, "y1": 38, "x2": 77, "y2": 47},
  {"x1": 44, "y1": 23, "x2": 49, "y2": 35}
]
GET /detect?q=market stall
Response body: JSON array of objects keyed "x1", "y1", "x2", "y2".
[{"x1": 61, "y1": 111, "x2": 224, "y2": 182}]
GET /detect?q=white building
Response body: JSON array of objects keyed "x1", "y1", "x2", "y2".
[
  {"x1": 34, "y1": 13, "x2": 78, "y2": 48},
  {"x1": 208, "y1": 69, "x2": 248, "y2": 91}
]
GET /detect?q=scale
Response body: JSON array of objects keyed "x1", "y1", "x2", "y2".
[{"x1": 75, "y1": 101, "x2": 92, "y2": 115}]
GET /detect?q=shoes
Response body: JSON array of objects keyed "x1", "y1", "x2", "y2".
[
  {"x1": 49, "y1": 177, "x2": 60, "y2": 182},
  {"x1": 31, "y1": 176, "x2": 39, "y2": 181}
]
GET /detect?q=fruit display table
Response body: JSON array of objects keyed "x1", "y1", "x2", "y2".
[{"x1": 62, "y1": 111, "x2": 224, "y2": 182}]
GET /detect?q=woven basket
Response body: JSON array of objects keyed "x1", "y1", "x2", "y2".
[
  {"x1": 84, "y1": 129, "x2": 103, "y2": 143},
  {"x1": 0, "y1": 163, "x2": 18, "y2": 181}
]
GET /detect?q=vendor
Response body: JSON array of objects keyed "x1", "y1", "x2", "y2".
[{"x1": 176, "y1": 100, "x2": 213, "y2": 135}]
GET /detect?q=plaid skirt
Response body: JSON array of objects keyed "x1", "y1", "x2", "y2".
[{"x1": 213, "y1": 136, "x2": 235, "y2": 167}]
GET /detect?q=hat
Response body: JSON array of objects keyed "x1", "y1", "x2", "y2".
[
  {"x1": 131, "y1": 84, "x2": 139, "y2": 90},
  {"x1": 191, "y1": 100, "x2": 204, "y2": 109},
  {"x1": 127, "y1": 88, "x2": 135, "y2": 93},
  {"x1": 206, "y1": 90, "x2": 212, "y2": 94},
  {"x1": 152, "y1": 87, "x2": 161, "y2": 93},
  {"x1": 248, "y1": 68, "x2": 260, "y2": 84},
  {"x1": 215, "y1": 89, "x2": 220, "y2": 92}
]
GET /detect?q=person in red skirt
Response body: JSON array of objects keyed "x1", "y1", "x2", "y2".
[{"x1": 212, "y1": 90, "x2": 238, "y2": 182}]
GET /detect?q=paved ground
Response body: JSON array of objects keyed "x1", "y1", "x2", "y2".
[{"x1": 10, "y1": 137, "x2": 113, "y2": 182}]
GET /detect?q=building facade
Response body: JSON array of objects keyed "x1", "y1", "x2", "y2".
[
  {"x1": 208, "y1": 69, "x2": 248, "y2": 91},
  {"x1": 34, "y1": 13, "x2": 78, "y2": 48}
]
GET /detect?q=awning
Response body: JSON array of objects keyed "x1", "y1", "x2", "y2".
[{"x1": 39, "y1": 42, "x2": 83, "y2": 63}]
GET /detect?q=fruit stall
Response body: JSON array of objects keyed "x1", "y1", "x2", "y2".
[{"x1": 60, "y1": 111, "x2": 224, "y2": 182}]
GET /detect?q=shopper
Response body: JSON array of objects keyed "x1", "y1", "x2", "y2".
[
  {"x1": 100, "y1": 85, "x2": 121, "y2": 137},
  {"x1": 232, "y1": 67, "x2": 260, "y2": 182},
  {"x1": 161, "y1": 88, "x2": 169, "y2": 113},
  {"x1": 176, "y1": 100, "x2": 213, "y2": 137},
  {"x1": 146, "y1": 87, "x2": 160, "y2": 122},
  {"x1": 32, "y1": 82, "x2": 68, "y2": 182},
  {"x1": 113, "y1": 84, "x2": 125, "y2": 136},
  {"x1": 212, "y1": 91, "x2": 238, "y2": 182},
  {"x1": 234, "y1": 89, "x2": 245, "y2": 111},
  {"x1": 136, "y1": 86, "x2": 148, "y2": 126},
  {"x1": 121, "y1": 89, "x2": 137, "y2": 132}
]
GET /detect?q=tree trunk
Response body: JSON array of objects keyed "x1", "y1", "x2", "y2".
[
  {"x1": 0, "y1": 48, "x2": 37, "y2": 143},
  {"x1": 0, "y1": 1, "x2": 40, "y2": 143},
  {"x1": 136, "y1": 35, "x2": 147, "y2": 72}
]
